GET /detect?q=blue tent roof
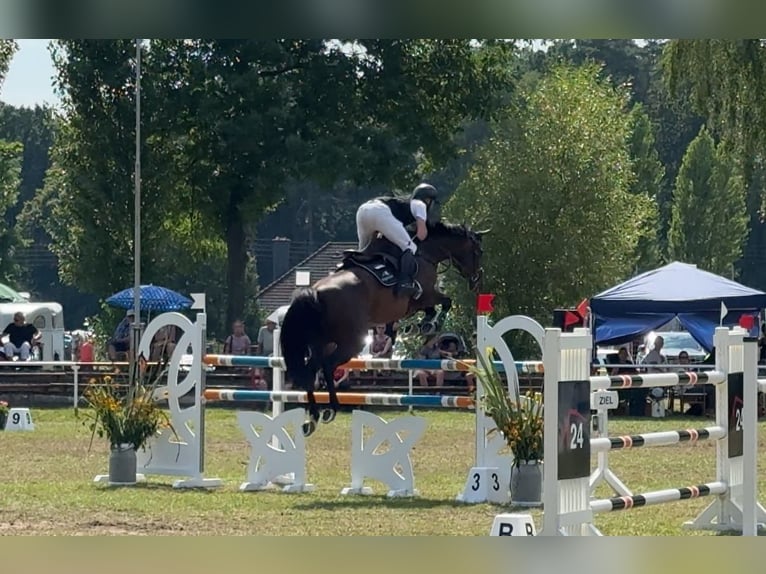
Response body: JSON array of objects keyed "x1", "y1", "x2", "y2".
[{"x1": 590, "y1": 262, "x2": 766, "y2": 351}]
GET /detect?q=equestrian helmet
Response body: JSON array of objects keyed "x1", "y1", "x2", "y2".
[{"x1": 411, "y1": 183, "x2": 438, "y2": 203}]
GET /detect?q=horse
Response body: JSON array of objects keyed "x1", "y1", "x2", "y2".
[{"x1": 279, "y1": 221, "x2": 487, "y2": 436}]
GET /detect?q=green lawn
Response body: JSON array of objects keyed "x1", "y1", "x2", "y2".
[{"x1": 1, "y1": 407, "x2": 765, "y2": 535}]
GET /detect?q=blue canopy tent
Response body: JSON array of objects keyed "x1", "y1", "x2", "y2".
[{"x1": 590, "y1": 261, "x2": 766, "y2": 352}]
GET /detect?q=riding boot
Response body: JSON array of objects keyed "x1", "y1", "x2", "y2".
[{"x1": 395, "y1": 250, "x2": 420, "y2": 299}]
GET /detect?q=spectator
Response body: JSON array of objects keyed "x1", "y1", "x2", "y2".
[
  {"x1": 2, "y1": 312, "x2": 40, "y2": 361},
  {"x1": 414, "y1": 334, "x2": 444, "y2": 387},
  {"x1": 370, "y1": 324, "x2": 393, "y2": 358},
  {"x1": 151, "y1": 324, "x2": 177, "y2": 361},
  {"x1": 256, "y1": 319, "x2": 276, "y2": 357},
  {"x1": 107, "y1": 310, "x2": 134, "y2": 361},
  {"x1": 610, "y1": 347, "x2": 634, "y2": 376},
  {"x1": 223, "y1": 320, "x2": 252, "y2": 356},
  {"x1": 641, "y1": 335, "x2": 668, "y2": 373}
]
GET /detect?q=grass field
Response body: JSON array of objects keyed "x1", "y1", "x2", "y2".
[{"x1": 1, "y1": 406, "x2": 765, "y2": 536}]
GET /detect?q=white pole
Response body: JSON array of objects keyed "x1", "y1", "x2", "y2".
[{"x1": 132, "y1": 38, "x2": 142, "y2": 362}]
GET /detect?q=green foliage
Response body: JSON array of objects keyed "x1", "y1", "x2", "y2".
[
  {"x1": 662, "y1": 40, "x2": 766, "y2": 286},
  {"x1": 81, "y1": 364, "x2": 175, "y2": 452},
  {"x1": 0, "y1": 40, "x2": 17, "y2": 84},
  {"x1": 470, "y1": 347, "x2": 543, "y2": 466},
  {"x1": 445, "y1": 62, "x2": 653, "y2": 330},
  {"x1": 667, "y1": 127, "x2": 749, "y2": 276},
  {"x1": 626, "y1": 104, "x2": 664, "y2": 272},
  {"x1": 0, "y1": 139, "x2": 23, "y2": 279}
]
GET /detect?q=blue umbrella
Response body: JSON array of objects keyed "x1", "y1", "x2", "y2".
[{"x1": 106, "y1": 284, "x2": 193, "y2": 313}]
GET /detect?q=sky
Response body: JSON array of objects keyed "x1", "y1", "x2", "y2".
[{"x1": 0, "y1": 39, "x2": 60, "y2": 109}]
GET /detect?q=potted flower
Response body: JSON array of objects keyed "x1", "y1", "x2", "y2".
[
  {"x1": 81, "y1": 355, "x2": 175, "y2": 485},
  {"x1": 0, "y1": 400, "x2": 9, "y2": 430},
  {"x1": 468, "y1": 347, "x2": 544, "y2": 507}
]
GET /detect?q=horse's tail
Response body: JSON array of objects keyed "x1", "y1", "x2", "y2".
[{"x1": 280, "y1": 287, "x2": 323, "y2": 389}]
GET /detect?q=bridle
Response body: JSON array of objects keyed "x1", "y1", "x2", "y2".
[{"x1": 417, "y1": 232, "x2": 483, "y2": 292}]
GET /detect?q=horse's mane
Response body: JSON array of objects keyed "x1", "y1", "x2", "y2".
[{"x1": 427, "y1": 220, "x2": 473, "y2": 239}]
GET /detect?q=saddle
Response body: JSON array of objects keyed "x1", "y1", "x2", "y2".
[{"x1": 337, "y1": 240, "x2": 416, "y2": 289}]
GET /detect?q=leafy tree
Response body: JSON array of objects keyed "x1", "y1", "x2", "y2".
[
  {"x1": 0, "y1": 39, "x2": 23, "y2": 281},
  {"x1": 444, "y1": 63, "x2": 655, "y2": 331},
  {"x1": 667, "y1": 127, "x2": 748, "y2": 276},
  {"x1": 626, "y1": 104, "x2": 663, "y2": 272},
  {"x1": 663, "y1": 39, "x2": 766, "y2": 286},
  {"x1": 146, "y1": 39, "x2": 514, "y2": 328}
]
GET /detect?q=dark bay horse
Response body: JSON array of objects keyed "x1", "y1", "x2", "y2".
[{"x1": 279, "y1": 221, "x2": 486, "y2": 436}]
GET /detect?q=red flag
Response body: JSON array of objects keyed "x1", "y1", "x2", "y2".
[
  {"x1": 576, "y1": 298, "x2": 589, "y2": 321},
  {"x1": 739, "y1": 314, "x2": 755, "y2": 330},
  {"x1": 563, "y1": 311, "x2": 581, "y2": 329},
  {"x1": 477, "y1": 294, "x2": 495, "y2": 314}
]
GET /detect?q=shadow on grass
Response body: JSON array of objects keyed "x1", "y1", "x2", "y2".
[
  {"x1": 292, "y1": 496, "x2": 501, "y2": 511},
  {"x1": 93, "y1": 482, "x2": 220, "y2": 493}
]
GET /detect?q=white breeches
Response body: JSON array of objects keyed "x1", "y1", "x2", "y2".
[
  {"x1": 356, "y1": 200, "x2": 417, "y2": 254},
  {"x1": 4, "y1": 341, "x2": 31, "y2": 360}
]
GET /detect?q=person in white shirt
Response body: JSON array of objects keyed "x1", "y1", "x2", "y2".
[
  {"x1": 641, "y1": 335, "x2": 668, "y2": 373},
  {"x1": 355, "y1": 183, "x2": 440, "y2": 298}
]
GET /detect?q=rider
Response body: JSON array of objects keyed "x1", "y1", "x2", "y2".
[{"x1": 355, "y1": 182, "x2": 440, "y2": 298}]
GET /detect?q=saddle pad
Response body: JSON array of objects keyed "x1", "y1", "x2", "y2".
[{"x1": 338, "y1": 257, "x2": 398, "y2": 287}]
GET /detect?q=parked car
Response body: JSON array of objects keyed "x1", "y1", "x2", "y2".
[{"x1": 637, "y1": 330, "x2": 707, "y2": 363}]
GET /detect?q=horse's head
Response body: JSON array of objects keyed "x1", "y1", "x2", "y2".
[{"x1": 425, "y1": 222, "x2": 488, "y2": 292}]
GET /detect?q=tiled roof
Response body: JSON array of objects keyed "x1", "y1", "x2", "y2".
[{"x1": 256, "y1": 241, "x2": 358, "y2": 315}]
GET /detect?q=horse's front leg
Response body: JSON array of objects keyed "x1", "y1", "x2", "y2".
[{"x1": 418, "y1": 293, "x2": 451, "y2": 335}]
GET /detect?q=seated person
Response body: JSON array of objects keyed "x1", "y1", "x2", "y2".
[
  {"x1": 151, "y1": 324, "x2": 177, "y2": 361},
  {"x1": 414, "y1": 334, "x2": 445, "y2": 387},
  {"x1": 107, "y1": 309, "x2": 135, "y2": 360},
  {"x1": 2, "y1": 312, "x2": 41, "y2": 361}
]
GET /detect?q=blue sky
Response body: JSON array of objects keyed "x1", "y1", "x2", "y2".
[{"x1": 1, "y1": 39, "x2": 60, "y2": 109}]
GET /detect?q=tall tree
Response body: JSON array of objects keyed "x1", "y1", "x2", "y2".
[
  {"x1": 0, "y1": 39, "x2": 23, "y2": 281},
  {"x1": 444, "y1": 63, "x2": 655, "y2": 328},
  {"x1": 667, "y1": 126, "x2": 748, "y2": 276},
  {"x1": 31, "y1": 40, "x2": 514, "y2": 333},
  {"x1": 148, "y1": 39, "x2": 514, "y2": 328},
  {"x1": 663, "y1": 39, "x2": 766, "y2": 287},
  {"x1": 626, "y1": 104, "x2": 664, "y2": 272}
]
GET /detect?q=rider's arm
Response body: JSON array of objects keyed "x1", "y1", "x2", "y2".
[
  {"x1": 411, "y1": 199, "x2": 428, "y2": 241},
  {"x1": 415, "y1": 218, "x2": 427, "y2": 241}
]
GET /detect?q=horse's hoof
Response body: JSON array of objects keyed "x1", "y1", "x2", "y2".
[
  {"x1": 420, "y1": 321, "x2": 436, "y2": 335},
  {"x1": 302, "y1": 420, "x2": 317, "y2": 437},
  {"x1": 320, "y1": 409, "x2": 336, "y2": 424}
]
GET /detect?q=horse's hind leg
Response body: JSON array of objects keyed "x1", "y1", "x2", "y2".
[
  {"x1": 302, "y1": 381, "x2": 320, "y2": 437},
  {"x1": 320, "y1": 364, "x2": 339, "y2": 424},
  {"x1": 319, "y1": 350, "x2": 353, "y2": 425}
]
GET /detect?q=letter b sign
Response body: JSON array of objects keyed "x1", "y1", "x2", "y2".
[{"x1": 490, "y1": 514, "x2": 536, "y2": 536}]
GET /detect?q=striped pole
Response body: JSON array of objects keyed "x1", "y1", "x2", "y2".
[
  {"x1": 203, "y1": 389, "x2": 475, "y2": 409},
  {"x1": 590, "y1": 426, "x2": 726, "y2": 453},
  {"x1": 590, "y1": 370, "x2": 725, "y2": 391},
  {"x1": 590, "y1": 482, "x2": 727, "y2": 513},
  {"x1": 202, "y1": 354, "x2": 545, "y2": 374}
]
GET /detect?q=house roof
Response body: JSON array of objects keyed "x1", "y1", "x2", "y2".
[{"x1": 256, "y1": 241, "x2": 358, "y2": 314}]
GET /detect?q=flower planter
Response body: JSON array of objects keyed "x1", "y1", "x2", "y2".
[
  {"x1": 108, "y1": 443, "x2": 138, "y2": 485},
  {"x1": 510, "y1": 460, "x2": 543, "y2": 507}
]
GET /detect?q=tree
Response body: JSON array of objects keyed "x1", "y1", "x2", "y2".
[
  {"x1": 626, "y1": 104, "x2": 663, "y2": 272},
  {"x1": 663, "y1": 40, "x2": 766, "y2": 287},
  {"x1": 667, "y1": 127, "x2": 748, "y2": 276},
  {"x1": 0, "y1": 39, "x2": 23, "y2": 281},
  {"x1": 444, "y1": 63, "x2": 655, "y2": 329},
  {"x1": 146, "y1": 39, "x2": 514, "y2": 328}
]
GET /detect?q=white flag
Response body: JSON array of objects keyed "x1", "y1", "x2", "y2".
[{"x1": 720, "y1": 301, "x2": 728, "y2": 325}]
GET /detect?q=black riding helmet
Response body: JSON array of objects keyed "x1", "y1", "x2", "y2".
[
  {"x1": 412, "y1": 183, "x2": 440, "y2": 225},
  {"x1": 412, "y1": 183, "x2": 438, "y2": 203}
]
